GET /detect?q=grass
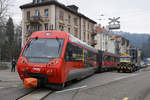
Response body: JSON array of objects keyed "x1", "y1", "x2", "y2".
[{"x1": 0, "y1": 65, "x2": 9, "y2": 70}]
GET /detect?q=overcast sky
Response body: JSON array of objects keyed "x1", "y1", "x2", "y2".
[{"x1": 8, "y1": 0, "x2": 150, "y2": 34}]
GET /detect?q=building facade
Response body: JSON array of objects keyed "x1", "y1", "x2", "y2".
[
  {"x1": 95, "y1": 25, "x2": 131, "y2": 55},
  {"x1": 107, "y1": 34, "x2": 117, "y2": 54},
  {"x1": 20, "y1": 0, "x2": 97, "y2": 47},
  {"x1": 116, "y1": 36, "x2": 130, "y2": 55},
  {"x1": 95, "y1": 26, "x2": 109, "y2": 52}
]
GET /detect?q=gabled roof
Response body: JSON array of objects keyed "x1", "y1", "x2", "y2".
[{"x1": 20, "y1": 0, "x2": 97, "y2": 24}]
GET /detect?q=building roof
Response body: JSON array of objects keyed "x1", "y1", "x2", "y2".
[
  {"x1": 95, "y1": 26, "x2": 109, "y2": 33},
  {"x1": 95, "y1": 26, "x2": 103, "y2": 31},
  {"x1": 20, "y1": 0, "x2": 97, "y2": 24}
]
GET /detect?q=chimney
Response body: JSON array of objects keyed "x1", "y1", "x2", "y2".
[
  {"x1": 67, "y1": 5, "x2": 79, "y2": 12},
  {"x1": 33, "y1": 0, "x2": 57, "y2": 4}
]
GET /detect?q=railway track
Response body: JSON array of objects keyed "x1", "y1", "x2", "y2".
[{"x1": 16, "y1": 88, "x2": 53, "y2": 100}]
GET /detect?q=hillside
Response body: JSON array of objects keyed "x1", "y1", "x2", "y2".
[{"x1": 111, "y1": 31, "x2": 150, "y2": 48}]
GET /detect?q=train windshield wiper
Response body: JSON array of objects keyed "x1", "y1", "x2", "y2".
[
  {"x1": 28, "y1": 56, "x2": 54, "y2": 58},
  {"x1": 56, "y1": 37, "x2": 61, "y2": 54}
]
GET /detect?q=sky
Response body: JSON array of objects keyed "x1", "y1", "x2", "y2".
[{"x1": 8, "y1": 0, "x2": 150, "y2": 34}]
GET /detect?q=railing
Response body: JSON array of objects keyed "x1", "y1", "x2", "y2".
[
  {"x1": 0, "y1": 61, "x2": 11, "y2": 68},
  {"x1": 91, "y1": 40, "x2": 97, "y2": 45},
  {"x1": 91, "y1": 30, "x2": 97, "y2": 36},
  {"x1": 28, "y1": 16, "x2": 49, "y2": 24}
]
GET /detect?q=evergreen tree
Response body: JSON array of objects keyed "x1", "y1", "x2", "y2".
[{"x1": 5, "y1": 17, "x2": 14, "y2": 44}]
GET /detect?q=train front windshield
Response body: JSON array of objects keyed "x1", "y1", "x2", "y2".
[{"x1": 22, "y1": 38, "x2": 64, "y2": 63}]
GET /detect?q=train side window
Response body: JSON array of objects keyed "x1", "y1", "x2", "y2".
[
  {"x1": 65, "y1": 43, "x2": 83, "y2": 61},
  {"x1": 65, "y1": 43, "x2": 72, "y2": 61}
]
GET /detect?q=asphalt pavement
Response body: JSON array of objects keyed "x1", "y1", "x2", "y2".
[
  {"x1": 1, "y1": 68, "x2": 150, "y2": 100},
  {"x1": 0, "y1": 68, "x2": 34, "y2": 100},
  {"x1": 45, "y1": 69, "x2": 150, "y2": 100}
]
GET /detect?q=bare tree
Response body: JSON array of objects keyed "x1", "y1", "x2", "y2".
[{"x1": 0, "y1": 0, "x2": 8, "y2": 22}]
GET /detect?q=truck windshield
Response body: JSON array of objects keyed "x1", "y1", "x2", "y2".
[
  {"x1": 120, "y1": 57, "x2": 131, "y2": 62},
  {"x1": 22, "y1": 38, "x2": 64, "y2": 63}
]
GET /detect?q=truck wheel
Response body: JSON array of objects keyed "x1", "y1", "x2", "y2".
[
  {"x1": 117, "y1": 70, "x2": 120, "y2": 73},
  {"x1": 130, "y1": 68, "x2": 133, "y2": 73}
]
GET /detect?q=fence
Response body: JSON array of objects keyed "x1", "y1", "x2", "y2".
[{"x1": 0, "y1": 61, "x2": 11, "y2": 68}]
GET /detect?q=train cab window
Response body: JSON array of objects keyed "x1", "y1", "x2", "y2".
[
  {"x1": 65, "y1": 43, "x2": 83, "y2": 61},
  {"x1": 22, "y1": 39, "x2": 64, "y2": 63}
]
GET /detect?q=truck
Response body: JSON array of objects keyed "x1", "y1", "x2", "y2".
[{"x1": 117, "y1": 48, "x2": 140, "y2": 73}]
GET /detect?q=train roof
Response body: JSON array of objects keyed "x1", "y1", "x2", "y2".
[
  {"x1": 29, "y1": 31, "x2": 68, "y2": 38},
  {"x1": 69, "y1": 34, "x2": 98, "y2": 53},
  {"x1": 29, "y1": 31, "x2": 98, "y2": 53},
  {"x1": 98, "y1": 50, "x2": 120, "y2": 57}
]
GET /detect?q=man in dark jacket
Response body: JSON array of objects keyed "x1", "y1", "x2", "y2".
[{"x1": 11, "y1": 59, "x2": 16, "y2": 72}]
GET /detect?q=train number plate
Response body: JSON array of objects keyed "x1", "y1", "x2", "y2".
[{"x1": 32, "y1": 68, "x2": 41, "y2": 72}]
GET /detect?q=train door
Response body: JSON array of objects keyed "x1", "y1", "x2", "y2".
[{"x1": 64, "y1": 43, "x2": 83, "y2": 81}]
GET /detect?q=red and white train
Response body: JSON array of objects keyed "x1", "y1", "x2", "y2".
[{"x1": 17, "y1": 31, "x2": 119, "y2": 90}]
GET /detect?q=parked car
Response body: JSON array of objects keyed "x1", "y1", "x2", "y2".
[{"x1": 141, "y1": 64, "x2": 147, "y2": 69}]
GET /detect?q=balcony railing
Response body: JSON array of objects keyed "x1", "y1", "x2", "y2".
[
  {"x1": 91, "y1": 40, "x2": 97, "y2": 46},
  {"x1": 91, "y1": 30, "x2": 97, "y2": 36},
  {"x1": 28, "y1": 16, "x2": 49, "y2": 24}
]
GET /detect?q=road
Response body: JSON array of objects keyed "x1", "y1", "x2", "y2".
[
  {"x1": 45, "y1": 69, "x2": 150, "y2": 100},
  {"x1": 0, "y1": 69, "x2": 34, "y2": 100},
  {"x1": 1, "y1": 68, "x2": 150, "y2": 100}
]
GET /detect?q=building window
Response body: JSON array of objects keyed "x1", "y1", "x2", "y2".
[
  {"x1": 45, "y1": 23, "x2": 48, "y2": 30},
  {"x1": 34, "y1": 0, "x2": 42, "y2": 3},
  {"x1": 59, "y1": 11, "x2": 64, "y2": 21},
  {"x1": 44, "y1": 9, "x2": 48, "y2": 17},
  {"x1": 68, "y1": 28, "x2": 71, "y2": 33},
  {"x1": 49, "y1": 24, "x2": 54, "y2": 30},
  {"x1": 74, "y1": 28, "x2": 78, "y2": 37},
  {"x1": 91, "y1": 25, "x2": 93, "y2": 31},
  {"x1": 59, "y1": 24, "x2": 64, "y2": 31},
  {"x1": 84, "y1": 32, "x2": 86, "y2": 41},
  {"x1": 35, "y1": 10, "x2": 39, "y2": 16},
  {"x1": 34, "y1": 0, "x2": 38, "y2": 3},
  {"x1": 34, "y1": 24, "x2": 40, "y2": 31},
  {"x1": 27, "y1": 11, "x2": 30, "y2": 20},
  {"x1": 68, "y1": 15, "x2": 71, "y2": 24},
  {"x1": 74, "y1": 18, "x2": 78, "y2": 26},
  {"x1": 37, "y1": 25, "x2": 40, "y2": 31},
  {"x1": 83, "y1": 20, "x2": 86, "y2": 30},
  {"x1": 39, "y1": 0, "x2": 42, "y2": 3},
  {"x1": 27, "y1": 25, "x2": 30, "y2": 32},
  {"x1": 88, "y1": 33, "x2": 90, "y2": 40}
]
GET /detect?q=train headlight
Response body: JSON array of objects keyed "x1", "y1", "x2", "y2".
[
  {"x1": 49, "y1": 59, "x2": 60, "y2": 66},
  {"x1": 46, "y1": 69, "x2": 56, "y2": 76}
]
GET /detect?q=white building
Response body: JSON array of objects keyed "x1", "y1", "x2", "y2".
[
  {"x1": 95, "y1": 26, "x2": 109, "y2": 52},
  {"x1": 107, "y1": 34, "x2": 117, "y2": 54}
]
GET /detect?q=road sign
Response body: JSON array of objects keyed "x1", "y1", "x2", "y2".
[
  {"x1": 108, "y1": 17, "x2": 120, "y2": 30},
  {"x1": 144, "y1": 58, "x2": 147, "y2": 62}
]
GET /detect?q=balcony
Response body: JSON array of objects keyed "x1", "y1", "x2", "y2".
[
  {"x1": 91, "y1": 30, "x2": 97, "y2": 36},
  {"x1": 91, "y1": 40, "x2": 97, "y2": 46},
  {"x1": 28, "y1": 16, "x2": 49, "y2": 24}
]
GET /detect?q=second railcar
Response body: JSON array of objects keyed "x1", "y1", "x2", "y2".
[{"x1": 97, "y1": 51, "x2": 120, "y2": 72}]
